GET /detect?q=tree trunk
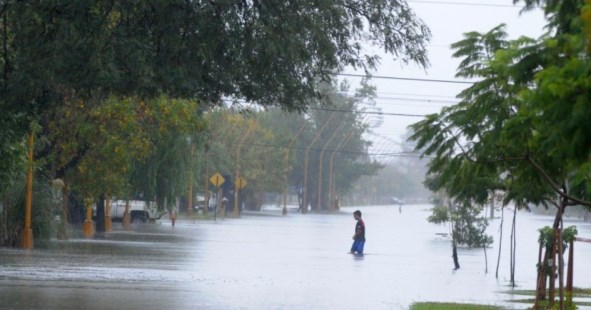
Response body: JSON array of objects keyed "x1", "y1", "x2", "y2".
[
  {"x1": 94, "y1": 194, "x2": 106, "y2": 237},
  {"x1": 510, "y1": 206, "x2": 517, "y2": 286},
  {"x1": 483, "y1": 245, "x2": 488, "y2": 274},
  {"x1": 534, "y1": 241, "x2": 546, "y2": 308},
  {"x1": 536, "y1": 199, "x2": 567, "y2": 306},
  {"x1": 452, "y1": 244, "x2": 460, "y2": 270},
  {"x1": 495, "y1": 206, "x2": 504, "y2": 278},
  {"x1": 558, "y1": 222, "x2": 565, "y2": 310},
  {"x1": 549, "y1": 229, "x2": 557, "y2": 307},
  {"x1": 449, "y1": 200, "x2": 460, "y2": 270},
  {"x1": 566, "y1": 240, "x2": 574, "y2": 303},
  {"x1": 57, "y1": 182, "x2": 69, "y2": 240}
]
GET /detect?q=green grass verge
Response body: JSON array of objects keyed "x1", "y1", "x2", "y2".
[
  {"x1": 409, "y1": 302, "x2": 504, "y2": 310},
  {"x1": 500, "y1": 287, "x2": 591, "y2": 308},
  {"x1": 502, "y1": 287, "x2": 591, "y2": 297}
]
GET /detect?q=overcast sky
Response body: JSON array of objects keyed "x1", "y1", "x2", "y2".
[{"x1": 343, "y1": 0, "x2": 547, "y2": 160}]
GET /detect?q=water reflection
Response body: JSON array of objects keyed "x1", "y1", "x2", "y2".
[{"x1": 0, "y1": 204, "x2": 590, "y2": 309}]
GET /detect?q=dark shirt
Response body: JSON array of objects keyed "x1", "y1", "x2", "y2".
[{"x1": 354, "y1": 219, "x2": 365, "y2": 241}]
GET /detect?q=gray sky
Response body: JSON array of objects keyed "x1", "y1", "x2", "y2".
[{"x1": 342, "y1": 0, "x2": 546, "y2": 159}]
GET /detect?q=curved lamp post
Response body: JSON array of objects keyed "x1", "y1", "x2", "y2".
[
  {"x1": 283, "y1": 122, "x2": 307, "y2": 215},
  {"x1": 302, "y1": 112, "x2": 336, "y2": 214},
  {"x1": 316, "y1": 119, "x2": 346, "y2": 212}
]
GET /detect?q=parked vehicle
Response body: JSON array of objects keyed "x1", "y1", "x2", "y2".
[
  {"x1": 109, "y1": 200, "x2": 165, "y2": 223},
  {"x1": 194, "y1": 193, "x2": 216, "y2": 213}
]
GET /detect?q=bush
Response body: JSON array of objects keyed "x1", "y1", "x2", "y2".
[{"x1": 0, "y1": 173, "x2": 60, "y2": 247}]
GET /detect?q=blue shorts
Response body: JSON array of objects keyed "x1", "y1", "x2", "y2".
[{"x1": 350, "y1": 240, "x2": 365, "y2": 254}]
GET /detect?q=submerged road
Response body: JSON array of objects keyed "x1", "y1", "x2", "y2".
[{"x1": 1, "y1": 205, "x2": 591, "y2": 309}]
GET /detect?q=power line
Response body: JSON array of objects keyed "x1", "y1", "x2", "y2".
[
  {"x1": 339, "y1": 90, "x2": 457, "y2": 99},
  {"x1": 336, "y1": 73, "x2": 474, "y2": 84},
  {"x1": 309, "y1": 106, "x2": 426, "y2": 117},
  {"x1": 408, "y1": 0, "x2": 523, "y2": 8},
  {"x1": 339, "y1": 93, "x2": 459, "y2": 104},
  {"x1": 375, "y1": 95, "x2": 458, "y2": 104},
  {"x1": 246, "y1": 141, "x2": 424, "y2": 158}
]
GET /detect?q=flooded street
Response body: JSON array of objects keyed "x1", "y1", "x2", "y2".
[{"x1": 1, "y1": 204, "x2": 591, "y2": 309}]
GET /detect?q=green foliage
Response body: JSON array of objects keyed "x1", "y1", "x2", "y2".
[
  {"x1": 0, "y1": 137, "x2": 27, "y2": 198},
  {"x1": 410, "y1": 2, "x2": 591, "y2": 243},
  {"x1": 0, "y1": 0, "x2": 432, "y2": 224},
  {"x1": 538, "y1": 225, "x2": 578, "y2": 254},
  {"x1": 0, "y1": 173, "x2": 59, "y2": 246},
  {"x1": 563, "y1": 225, "x2": 578, "y2": 242},
  {"x1": 0, "y1": 0, "x2": 431, "y2": 133},
  {"x1": 195, "y1": 80, "x2": 381, "y2": 210},
  {"x1": 452, "y1": 202, "x2": 493, "y2": 248},
  {"x1": 428, "y1": 206, "x2": 449, "y2": 224},
  {"x1": 126, "y1": 97, "x2": 205, "y2": 208},
  {"x1": 430, "y1": 201, "x2": 493, "y2": 248},
  {"x1": 517, "y1": 0, "x2": 583, "y2": 35}
]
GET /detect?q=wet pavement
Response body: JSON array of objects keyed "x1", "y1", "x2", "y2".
[{"x1": 1, "y1": 204, "x2": 591, "y2": 309}]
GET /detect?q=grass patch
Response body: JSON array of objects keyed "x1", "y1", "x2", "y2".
[
  {"x1": 500, "y1": 287, "x2": 591, "y2": 298},
  {"x1": 500, "y1": 287, "x2": 591, "y2": 309},
  {"x1": 572, "y1": 288, "x2": 591, "y2": 296},
  {"x1": 409, "y1": 302, "x2": 504, "y2": 310}
]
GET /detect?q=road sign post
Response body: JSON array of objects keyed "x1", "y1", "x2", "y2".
[
  {"x1": 233, "y1": 176, "x2": 247, "y2": 217},
  {"x1": 209, "y1": 173, "x2": 225, "y2": 222}
]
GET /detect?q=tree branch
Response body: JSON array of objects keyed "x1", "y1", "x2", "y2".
[{"x1": 527, "y1": 155, "x2": 591, "y2": 206}]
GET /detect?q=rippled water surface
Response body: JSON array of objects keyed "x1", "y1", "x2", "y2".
[{"x1": 1, "y1": 204, "x2": 590, "y2": 309}]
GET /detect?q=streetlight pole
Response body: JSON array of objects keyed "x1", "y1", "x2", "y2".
[
  {"x1": 303, "y1": 112, "x2": 335, "y2": 214},
  {"x1": 187, "y1": 138, "x2": 194, "y2": 217},
  {"x1": 233, "y1": 122, "x2": 252, "y2": 217},
  {"x1": 328, "y1": 126, "x2": 355, "y2": 211},
  {"x1": 283, "y1": 122, "x2": 307, "y2": 215},
  {"x1": 317, "y1": 119, "x2": 346, "y2": 212}
]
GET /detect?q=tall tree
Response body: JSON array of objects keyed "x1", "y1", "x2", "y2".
[
  {"x1": 0, "y1": 0, "x2": 432, "y2": 227},
  {"x1": 410, "y1": 0, "x2": 591, "y2": 304},
  {"x1": 0, "y1": 0, "x2": 431, "y2": 140}
]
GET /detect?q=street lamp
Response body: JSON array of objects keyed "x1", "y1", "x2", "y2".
[
  {"x1": 283, "y1": 122, "x2": 307, "y2": 215},
  {"x1": 317, "y1": 119, "x2": 346, "y2": 212},
  {"x1": 187, "y1": 136, "x2": 194, "y2": 218},
  {"x1": 303, "y1": 112, "x2": 336, "y2": 214},
  {"x1": 233, "y1": 122, "x2": 252, "y2": 217}
]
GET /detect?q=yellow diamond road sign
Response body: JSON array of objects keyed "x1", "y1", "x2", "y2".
[
  {"x1": 209, "y1": 172, "x2": 225, "y2": 187},
  {"x1": 235, "y1": 176, "x2": 247, "y2": 189}
]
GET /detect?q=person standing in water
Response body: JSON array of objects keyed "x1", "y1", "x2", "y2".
[{"x1": 350, "y1": 210, "x2": 365, "y2": 254}]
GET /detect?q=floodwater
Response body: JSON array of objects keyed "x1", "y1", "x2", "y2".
[{"x1": 1, "y1": 204, "x2": 591, "y2": 310}]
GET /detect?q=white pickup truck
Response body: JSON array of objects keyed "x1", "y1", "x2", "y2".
[{"x1": 109, "y1": 200, "x2": 165, "y2": 223}]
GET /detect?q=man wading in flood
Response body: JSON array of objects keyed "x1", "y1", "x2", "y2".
[{"x1": 349, "y1": 210, "x2": 365, "y2": 255}]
